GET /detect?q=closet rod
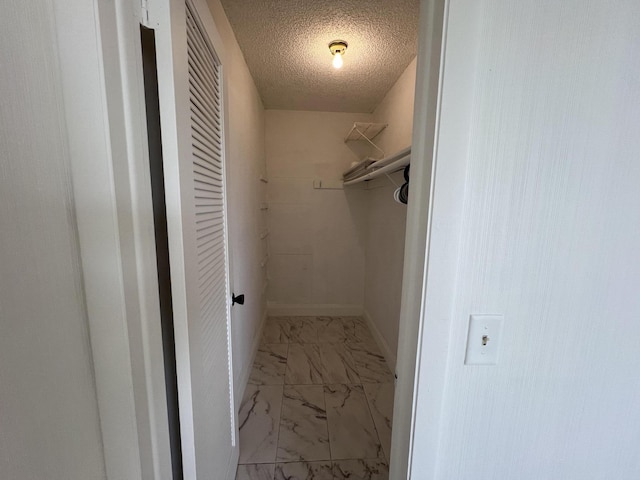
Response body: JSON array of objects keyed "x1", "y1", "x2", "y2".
[{"x1": 343, "y1": 153, "x2": 410, "y2": 186}]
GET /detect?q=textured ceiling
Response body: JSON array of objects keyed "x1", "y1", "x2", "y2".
[{"x1": 219, "y1": 0, "x2": 419, "y2": 113}]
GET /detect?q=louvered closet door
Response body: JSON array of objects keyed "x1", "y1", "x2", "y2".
[
  {"x1": 186, "y1": 2, "x2": 234, "y2": 474},
  {"x1": 158, "y1": 1, "x2": 236, "y2": 478}
]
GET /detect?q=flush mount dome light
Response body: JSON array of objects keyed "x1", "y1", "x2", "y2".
[{"x1": 329, "y1": 40, "x2": 348, "y2": 69}]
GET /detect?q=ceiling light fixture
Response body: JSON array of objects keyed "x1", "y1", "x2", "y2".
[{"x1": 329, "y1": 40, "x2": 348, "y2": 69}]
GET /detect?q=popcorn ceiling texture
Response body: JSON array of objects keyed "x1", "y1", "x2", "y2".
[{"x1": 219, "y1": 0, "x2": 419, "y2": 113}]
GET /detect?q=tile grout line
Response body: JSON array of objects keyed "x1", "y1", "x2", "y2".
[
  {"x1": 321, "y1": 368, "x2": 334, "y2": 465},
  {"x1": 362, "y1": 384, "x2": 387, "y2": 464},
  {"x1": 356, "y1": 317, "x2": 388, "y2": 464},
  {"x1": 271, "y1": 340, "x2": 289, "y2": 470},
  {"x1": 242, "y1": 316, "x2": 392, "y2": 478}
]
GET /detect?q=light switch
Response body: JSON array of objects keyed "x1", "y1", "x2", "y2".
[{"x1": 464, "y1": 314, "x2": 504, "y2": 365}]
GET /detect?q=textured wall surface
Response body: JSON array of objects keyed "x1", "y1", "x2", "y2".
[
  {"x1": 370, "y1": 59, "x2": 417, "y2": 156},
  {"x1": 412, "y1": 0, "x2": 640, "y2": 478},
  {"x1": 219, "y1": 0, "x2": 419, "y2": 112},
  {"x1": 206, "y1": 0, "x2": 269, "y2": 407},
  {"x1": 265, "y1": 110, "x2": 370, "y2": 308},
  {"x1": 364, "y1": 58, "x2": 417, "y2": 368},
  {"x1": 0, "y1": 2, "x2": 106, "y2": 478}
]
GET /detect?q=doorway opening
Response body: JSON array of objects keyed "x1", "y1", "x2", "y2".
[
  {"x1": 218, "y1": 1, "x2": 421, "y2": 478},
  {"x1": 140, "y1": 25, "x2": 183, "y2": 480}
]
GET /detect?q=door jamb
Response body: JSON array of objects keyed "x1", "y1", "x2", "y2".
[
  {"x1": 391, "y1": 0, "x2": 482, "y2": 478},
  {"x1": 389, "y1": 0, "x2": 448, "y2": 478},
  {"x1": 57, "y1": 0, "x2": 174, "y2": 478}
]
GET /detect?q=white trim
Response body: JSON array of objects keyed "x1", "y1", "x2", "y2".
[
  {"x1": 54, "y1": 3, "x2": 142, "y2": 478},
  {"x1": 235, "y1": 310, "x2": 269, "y2": 411},
  {"x1": 224, "y1": 451, "x2": 239, "y2": 480},
  {"x1": 189, "y1": 0, "x2": 227, "y2": 61},
  {"x1": 406, "y1": 0, "x2": 482, "y2": 477},
  {"x1": 266, "y1": 303, "x2": 364, "y2": 317},
  {"x1": 362, "y1": 310, "x2": 397, "y2": 375},
  {"x1": 388, "y1": 0, "x2": 448, "y2": 479},
  {"x1": 154, "y1": 0, "x2": 198, "y2": 476},
  {"x1": 54, "y1": 0, "x2": 173, "y2": 479},
  {"x1": 103, "y1": 1, "x2": 176, "y2": 478},
  {"x1": 228, "y1": 309, "x2": 269, "y2": 480}
]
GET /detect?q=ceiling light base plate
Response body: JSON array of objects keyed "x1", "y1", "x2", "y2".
[{"x1": 329, "y1": 41, "x2": 348, "y2": 56}]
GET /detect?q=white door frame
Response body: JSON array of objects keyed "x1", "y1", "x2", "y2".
[
  {"x1": 388, "y1": 0, "x2": 447, "y2": 477},
  {"x1": 56, "y1": 0, "x2": 174, "y2": 478},
  {"x1": 391, "y1": 0, "x2": 482, "y2": 478},
  {"x1": 61, "y1": 0, "x2": 237, "y2": 478}
]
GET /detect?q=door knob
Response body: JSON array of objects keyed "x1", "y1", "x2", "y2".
[{"x1": 232, "y1": 293, "x2": 245, "y2": 306}]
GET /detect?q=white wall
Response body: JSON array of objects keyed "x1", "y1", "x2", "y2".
[
  {"x1": 364, "y1": 59, "x2": 417, "y2": 367},
  {"x1": 0, "y1": 2, "x2": 106, "y2": 479},
  {"x1": 265, "y1": 110, "x2": 370, "y2": 313},
  {"x1": 371, "y1": 58, "x2": 417, "y2": 156},
  {"x1": 206, "y1": 0, "x2": 268, "y2": 400},
  {"x1": 412, "y1": 0, "x2": 640, "y2": 478}
]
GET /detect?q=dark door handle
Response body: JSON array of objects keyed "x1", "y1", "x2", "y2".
[{"x1": 232, "y1": 293, "x2": 245, "y2": 306}]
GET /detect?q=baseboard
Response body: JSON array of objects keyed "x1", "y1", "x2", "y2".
[
  {"x1": 362, "y1": 309, "x2": 397, "y2": 375},
  {"x1": 267, "y1": 303, "x2": 364, "y2": 317},
  {"x1": 225, "y1": 443, "x2": 240, "y2": 480},
  {"x1": 235, "y1": 308, "x2": 268, "y2": 412}
]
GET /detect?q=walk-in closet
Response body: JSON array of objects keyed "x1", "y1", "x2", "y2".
[{"x1": 210, "y1": 1, "x2": 420, "y2": 479}]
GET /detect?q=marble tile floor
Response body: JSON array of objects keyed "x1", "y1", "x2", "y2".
[{"x1": 237, "y1": 316, "x2": 395, "y2": 480}]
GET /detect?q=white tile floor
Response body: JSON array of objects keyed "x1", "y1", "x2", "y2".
[{"x1": 236, "y1": 316, "x2": 395, "y2": 480}]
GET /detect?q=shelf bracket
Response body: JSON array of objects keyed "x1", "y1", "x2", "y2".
[
  {"x1": 384, "y1": 172, "x2": 401, "y2": 188},
  {"x1": 353, "y1": 126, "x2": 385, "y2": 159}
]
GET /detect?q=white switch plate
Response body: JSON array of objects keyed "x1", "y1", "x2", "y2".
[{"x1": 464, "y1": 314, "x2": 504, "y2": 365}]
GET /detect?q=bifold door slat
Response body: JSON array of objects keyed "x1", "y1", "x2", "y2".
[
  {"x1": 186, "y1": 28, "x2": 221, "y2": 98},
  {"x1": 191, "y1": 122, "x2": 222, "y2": 157},
  {"x1": 188, "y1": 83, "x2": 221, "y2": 126},
  {"x1": 186, "y1": 18, "x2": 221, "y2": 94},
  {"x1": 194, "y1": 158, "x2": 222, "y2": 176},
  {"x1": 188, "y1": 73, "x2": 221, "y2": 115},
  {"x1": 190, "y1": 102, "x2": 222, "y2": 140},
  {"x1": 187, "y1": 56, "x2": 221, "y2": 107}
]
